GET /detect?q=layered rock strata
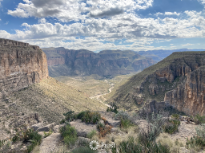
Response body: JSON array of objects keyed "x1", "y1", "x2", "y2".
[
  {"x1": 0, "y1": 38, "x2": 48, "y2": 97},
  {"x1": 43, "y1": 48, "x2": 155, "y2": 78}
]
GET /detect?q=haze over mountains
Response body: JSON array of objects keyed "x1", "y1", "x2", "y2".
[{"x1": 42, "y1": 47, "x2": 156, "y2": 78}]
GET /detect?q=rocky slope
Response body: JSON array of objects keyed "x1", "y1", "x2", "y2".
[
  {"x1": 0, "y1": 38, "x2": 48, "y2": 98},
  {"x1": 42, "y1": 48, "x2": 155, "y2": 78},
  {"x1": 110, "y1": 51, "x2": 205, "y2": 115}
]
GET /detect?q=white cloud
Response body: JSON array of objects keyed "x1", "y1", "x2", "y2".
[
  {"x1": 8, "y1": 0, "x2": 154, "y2": 22},
  {"x1": 0, "y1": 0, "x2": 2, "y2": 6},
  {"x1": 155, "y1": 12, "x2": 180, "y2": 16},
  {"x1": 165, "y1": 12, "x2": 180, "y2": 16},
  {"x1": 3, "y1": 9, "x2": 205, "y2": 51}
]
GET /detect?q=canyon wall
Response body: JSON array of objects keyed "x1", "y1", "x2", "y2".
[
  {"x1": 0, "y1": 38, "x2": 48, "y2": 98},
  {"x1": 43, "y1": 48, "x2": 156, "y2": 78},
  {"x1": 111, "y1": 51, "x2": 205, "y2": 115}
]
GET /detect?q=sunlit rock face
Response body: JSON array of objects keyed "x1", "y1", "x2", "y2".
[{"x1": 0, "y1": 38, "x2": 48, "y2": 97}]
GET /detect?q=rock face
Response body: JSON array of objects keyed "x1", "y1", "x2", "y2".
[
  {"x1": 43, "y1": 48, "x2": 155, "y2": 78},
  {"x1": 111, "y1": 51, "x2": 205, "y2": 115},
  {"x1": 164, "y1": 66, "x2": 205, "y2": 115},
  {"x1": 0, "y1": 38, "x2": 48, "y2": 97}
]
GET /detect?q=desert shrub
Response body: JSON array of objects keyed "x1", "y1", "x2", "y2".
[
  {"x1": 107, "y1": 103, "x2": 118, "y2": 114},
  {"x1": 171, "y1": 114, "x2": 180, "y2": 119},
  {"x1": 97, "y1": 122, "x2": 112, "y2": 138},
  {"x1": 77, "y1": 111, "x2": 101, "y2": 124},
  {"x1": 60, "y1": 119, "x2": 66, "y2": 124},
  {"x1": 11, "y1": 128, "x2": 42, "y2": 152},
  {"x1": 114, "y1": 111, "x2": 129, "y2": 120},
  {"x1": 0, "y1": 140, "x2": 6, "y2": 148},
  {"x1": 192, "y1": 114, "x2": 205, "y2": 125},
  {"x1": 63, "y1": 110, "x2": 77, "y2": 122},
  {"x1": 60, "y1": 124, "x2": 77, "y2": 147},
  {"x1": 87, "y1": 130, "x2": 97, "y2": 139},
  {"x1": 164, "y1": 119, "x2": 180, "y2": 134},
  {"x1": 115, "y1": 136, "x2": 170, "y2": 153},
  {"x1": 120, "y1": 118, "x2": 133, "y2": 129},
  {"x1": 186, "y1": 124, "x2": 205, "y2": 151},
  {"x1": 72, "y1": 146, "x2": 97, "y2": 153},
  {"x1": 22, "y1": 129, "x2": 42, "y2": 153}
]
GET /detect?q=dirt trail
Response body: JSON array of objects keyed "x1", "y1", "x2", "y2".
[{"x1": 89, "y1": 80, "x2": 114, "y2": 107}]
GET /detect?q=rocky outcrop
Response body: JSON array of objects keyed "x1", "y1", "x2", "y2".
[
  {"x1": 43, "y1": 48, "x2": 155, "y2": 78},
  {"x1": 111, "y1": 51, "x2": 205, "y2": 115},
  {"x1": 0, "y1": 38, "x2": 48, "y2": 97},
  {"x1": 164, "y1": 66, "x2": 205, "y2": 115}
]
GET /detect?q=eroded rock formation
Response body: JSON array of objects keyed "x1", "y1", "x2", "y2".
[
  {"x1": 111, "y1": 51, "x2": 205, "y2": 115},
  {"x1": 43, "y1": 48, "x2": 155, "y2": 78},
  {"x1": 0, "y1": 38, "x2": 48, "y2": 97}
]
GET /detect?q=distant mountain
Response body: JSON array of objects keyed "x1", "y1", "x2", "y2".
[
  {"x1": 137, "y1": 49, "x2": 205, "y2": 62},
  {"x1": 110, "y1": 51, "x2": 205, "y2": 115},
  {"x1": 42, "y1": 48, "x2": 156, "y2": 78}
]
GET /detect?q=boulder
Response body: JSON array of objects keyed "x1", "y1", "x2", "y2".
[{"x1": 37, "y1": 122, "x2": 56, "y2": 132}]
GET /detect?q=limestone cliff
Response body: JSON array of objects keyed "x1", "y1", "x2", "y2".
[
  {"x1": 43, "y1": 47, "x2": 155, "y2": 78},
  {"x1": 0, "y1": 38, "x2": 48, "y2": 97},
  {"x1": 111, "y1": 51, "x2": 205, "y2": 115}
]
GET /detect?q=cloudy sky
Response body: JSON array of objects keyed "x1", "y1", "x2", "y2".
[{"x1": 0, "y1": 0, "x2": 205, "y2": 51}]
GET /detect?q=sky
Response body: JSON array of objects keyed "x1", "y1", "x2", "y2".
[{"x1": 0, "y1": 0, "x2": 205, "y2": 51}]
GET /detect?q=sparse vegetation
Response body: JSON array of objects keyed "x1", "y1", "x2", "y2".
[
  {"x1": 77, "y1": 111, "x2": 101, "y2": 124},
  {"x1": 60, "y1": 124, "x2": 77, "y2": 147},
  {"x1": 107, "y1": 103, "x2": 118, "y2": 114},
  {"x1": 186, "y1": 124, "x2": 205, "y2": 151},
  {"x1": 97, "y1": 121, "x2": 112, "y2": 138},
  {"x1": 163, "y1": 114, "x2": 180, "y2": 134},
  {"x1": 192, "y1": 114, "x2": 205, "y2": 125},
  {"x1": 114, "y1": 136, "x2": 170, "y2": 153}
]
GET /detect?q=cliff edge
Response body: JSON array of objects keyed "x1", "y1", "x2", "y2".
[
  {"x1": 0, "y1": 38, "x2": 48, "y2": 97},
  {"x1": 110, "y1": 51, "x2": 205, "y2": 116}
]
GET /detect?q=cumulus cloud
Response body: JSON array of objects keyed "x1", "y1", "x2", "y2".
[{"x1": 8, "y1": 0, "x2": 154, "y2": 21}]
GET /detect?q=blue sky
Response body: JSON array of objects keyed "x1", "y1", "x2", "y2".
[{"x1": 0, "y1": 0, "x2": 205, "y2": 51}]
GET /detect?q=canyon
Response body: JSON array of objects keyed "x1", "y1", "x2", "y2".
[
  {"x1": 111, "y1": 51, "x2": 205, "y2": 116},
  {"x1": 43, "y1": 47, "x2": 155, "y2": 78}
]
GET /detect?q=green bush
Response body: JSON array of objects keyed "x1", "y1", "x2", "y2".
[
  {"x1": 164, "y1": 119, "x2": 180, "y2": 134},
  {"x1": 63, "y1": 110, "x2": 77, "y2": 122},
  {"x1": 120, "y1": 118, "x2": 133, "y2": 129},
  {"x1": 60, "y1": 124, "x2": 77, "y2": 147},
  {"x1": 22, "y1": 129, "x2": 42, "y2": 153},
  {"x1": 77, "y1": 111, "x2": 101, "y2": 124}
]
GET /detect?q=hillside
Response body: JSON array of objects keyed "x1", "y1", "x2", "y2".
[
  {"x1": 42, "y1": 48, "x2": 155, "y2": 78},
  {"x1": 109, "y1": 51, "x2": 205, "y2": 115},
  {"x1": 0, "y1": 39, "x2": 106, "y2": 141}
]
